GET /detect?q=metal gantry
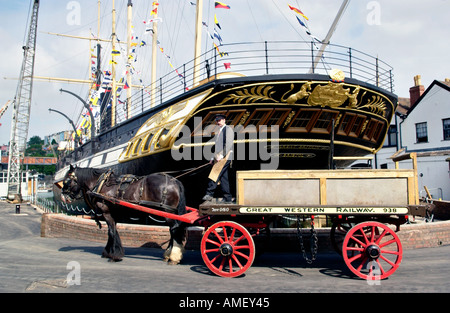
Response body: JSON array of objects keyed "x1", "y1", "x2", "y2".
[{"x1": 7, "y1": 0, "x2": 40, "y2": 200}]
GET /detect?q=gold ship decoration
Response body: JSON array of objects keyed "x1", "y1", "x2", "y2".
[{"x1": 118, "y1": 70, "x2": 393, "y2": 163}]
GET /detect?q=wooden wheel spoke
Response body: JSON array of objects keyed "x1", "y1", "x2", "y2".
[
  {"x1": 348, "y1": 251, "x2": 364, "y2": 263},
  {"x1": 375, "y1": 229, "x2": 388, "y2": 245},
  {"x1": 229, "y1": 228, "x2": 236, "y2": 242},
  {"x1": 231, "y1": 255, "x2": 244, "y2": 269},
  {"x1": 359, "y1": 228, "x2": 370, "y2": 245},
  {"x1": 234, "y1": 244, "x2": 250, "y2": 250},
  {"x1": 205, "y1": 238, "x2": 221, "y2": 247},
  {"x1": 233, "y1": 234, "x2": 246, "y2": 246},
  {"x1": 380, "y1": 254, "x2": 397, "y2": 268},
  {"x1": 204, "y1": 248, "x2": 220, "y2": 254},
  {"x1": 355, "y1": 255, "x2": 368, "y2": 272},
  {"x1": 350, "y1": 235, "x2": 366, "y2": 248},
  {"x1": 234, "y1": 250, "x2": 250, "y2": 260},
  {"x1": 212, "y1": 229, "x2": 224, "y2": 244},
  {"x1": 379, "y1": 238, "x2": 398, "y2": 249}
]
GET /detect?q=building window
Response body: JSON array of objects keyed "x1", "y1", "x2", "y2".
[
  {"x1": 383, "y1": 125, "x2": 397, "y2": 147},
  {"x1": 415, "y1": 122, "x2": 428, "y2": 143},
  {"x1": 443, "y1": 118, "x2": 450, "y2": 141}
]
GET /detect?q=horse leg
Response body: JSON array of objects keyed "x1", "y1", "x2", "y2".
[
  {"x1": 166, "y1": 179, "x2": 187, "y2": 265},
  {"x1": 166, "y1": 221, "x2": 186, "y2": 265},
  {"x1": 97, "y1": 202, "x2": 124, "y2": 262},
  {"x1": 163, "y1": 237, "x2": 173, "y2": 262}
]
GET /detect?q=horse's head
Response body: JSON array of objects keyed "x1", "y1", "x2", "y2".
[{"x1": 61, "y1": 165, "x2": 83, "y2": 204}]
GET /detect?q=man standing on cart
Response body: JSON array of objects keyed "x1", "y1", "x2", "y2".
[{"x1": 202, "y1": 114, "x2": 234, "y2": 203}]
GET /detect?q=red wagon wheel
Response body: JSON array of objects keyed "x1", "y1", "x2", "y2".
[
  {"x1": 342, "y1": 221, "x2": 403, "y2": 280},
  {"x1": 201, "y1": 221, "x2": 255, "y2": 278}
]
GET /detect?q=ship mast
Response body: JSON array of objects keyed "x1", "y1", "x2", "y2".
[
  {"x1": 111, "y1": 0, "x2": 117, "y2": 127},
  {"x1": 309, "y1": 0, "x2": 350, "y2": 73},
  {"x1": 126, "y1": 0, "x2": 133, "y2": 117},
  {"x1": 150, "y1": 2, "x2": 159, "y2": 108},
  {"x1": 193, "y1": 0, "x2": 203, "y2": 86}
]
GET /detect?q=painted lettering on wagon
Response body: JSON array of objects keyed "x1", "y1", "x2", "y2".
[{"x1": 336, "y1": 207, "x2": 375, "y2": 213}]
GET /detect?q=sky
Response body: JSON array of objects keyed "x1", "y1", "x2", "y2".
[{"x1": 0, "y1": 0, "x2": 449, "y2": 147}]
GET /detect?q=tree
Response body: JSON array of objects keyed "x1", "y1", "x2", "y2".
[{"x1": 26, "y1": 135, "x2": 46, "y2": 157}]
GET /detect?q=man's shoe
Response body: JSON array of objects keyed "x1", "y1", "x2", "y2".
[
  {"x1": 202, "y1": 195, "x2": 213, "y2": 201},
  {"x1": 219, "y1": 198, "x2": 233, "y2": 204}
]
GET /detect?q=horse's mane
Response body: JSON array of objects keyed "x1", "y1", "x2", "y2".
[{"x1": 74, "y1": 167, "x2": 109, "y2": 183}]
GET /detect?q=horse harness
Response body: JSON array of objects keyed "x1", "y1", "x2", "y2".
[{"x1": 91, "y1": 170, "x2": 178, "y2": 214}]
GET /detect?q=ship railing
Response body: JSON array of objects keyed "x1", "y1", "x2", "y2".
[{"x1": 105, "y1": 40, "x2": 394, "y2": 134}]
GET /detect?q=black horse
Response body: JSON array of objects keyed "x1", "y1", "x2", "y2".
[{"x1": 61, "y1": 165, "x2": 187, "y2": 264}]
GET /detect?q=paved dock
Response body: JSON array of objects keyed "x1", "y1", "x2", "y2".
[{"x1": 1, "y1": 200, "x2": 449, "y2": 297}]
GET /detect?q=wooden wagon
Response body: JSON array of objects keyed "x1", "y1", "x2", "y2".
[{"x1": 99, "y1": 153, "x2": 425, "y2": 280}]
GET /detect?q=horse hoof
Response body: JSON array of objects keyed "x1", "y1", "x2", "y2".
[{"x1": 167, "y1": 260, "x2": 180, "y2": 265}]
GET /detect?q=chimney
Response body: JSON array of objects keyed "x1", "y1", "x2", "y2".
[{"x1": 409, "y1": 75, "x2": 424, "y2": 106}]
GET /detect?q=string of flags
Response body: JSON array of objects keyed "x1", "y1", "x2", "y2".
[
  {"x1": 288, "y1": 4, "x2": 321, "y2": 48},
  {"x1": 78, "y1": 1, "x2": 324, "y2": 138}
]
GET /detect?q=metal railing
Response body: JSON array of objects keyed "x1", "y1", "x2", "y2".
[{"x1": 101, "y1": 41, "x2": 394, "y2": 132}]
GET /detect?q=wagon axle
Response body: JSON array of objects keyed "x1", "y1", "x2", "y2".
[
  {"x1": 366, "y1": 244, "x2": 381, "y2": 259},
  {"x1": 219, "y1": 243, "x2": 233, "y2": 257}
]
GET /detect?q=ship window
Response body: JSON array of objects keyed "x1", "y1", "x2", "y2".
[
  {"x1": 363, "y1": 119, "x2": 384, "y2": 142},
  {"x1": 286, "y1": 109, "x2": 319, "y2": 132},
  {"x1": 142, "y1": 132, "x2": 154, "y2": 152},
  {"x1": 192, "y1": 111, "x2": 226, "y2": 136},
  {"x1": 124, "y1": 142, "x2": 133, "y2": 157},
  {"x1": 224, "y1": 110, "x2": 246, "y2": 126},
  {"x1": 131, "y1": 138, "x2": 143, "y2": 156},
  {"x1": 311, "y1": 110, "x2": 339, "y2": 134},
  {"x1": 244, "y1": 109, "x2": 272, "y2": 128},
  {"x1": 266, "y1": 109, "x2": 291, "y2": 127},
  {"x1": 363, "y1": 119, "x2": 377, "y2": 141},
  {"x1": 372, "y1": 122, "x2": 384, "y2": 141},
  {"x1": 349, "y1": 115, "x2": 366, "y2": 137},
  {"x1": 337, "y1": 113, "x2": 355, "y2": 135}
]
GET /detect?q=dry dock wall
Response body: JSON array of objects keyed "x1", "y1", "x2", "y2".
[{"x1": 41, "y1": 213, "x2": 450, "y2": 251}]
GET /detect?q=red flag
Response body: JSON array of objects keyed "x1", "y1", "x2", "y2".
[
  {"x1": 215, "y1": 2, "x2": 230, "y2": 9},
  {"x1": 288, "y1": 4, "x2": 309, "y2": 20},
  {"x1": 224, "y1": 63, "x2": 231, "y2": 69}
]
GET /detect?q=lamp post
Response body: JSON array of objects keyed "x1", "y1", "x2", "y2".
[
  {"x1": 59, "y1": 88, "x2": 96, "y2": 137},
  {"x1": 48, "y1": 108, "x2": 81, "y2": 148}
]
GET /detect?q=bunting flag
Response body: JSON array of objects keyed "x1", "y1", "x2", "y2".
[
  {"x1": 214, "y1": 29, "x2": 223, "y2": 45},
  {"x1": 214, "y1": 14, "x2": 221, "y2": 29},
  {"x1": 288, "y1": 4, "x2": 309, "y2": 20},
  {"x1": 215, "y1": 1, "x2": 230, "y2": 9},
  {"x1": 224, "y1": 62, "x2": 231, "y2": 69},
  {"x1": 111, "y1": 50, "x2": 120, "y2": 55},
  {"x1": 296, "y1": 16, "x2": 311, "y2": 35}
]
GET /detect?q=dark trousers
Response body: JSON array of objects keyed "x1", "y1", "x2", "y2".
[{"x1": 206, "y1": 160, "x2": 232, "y2": 201}]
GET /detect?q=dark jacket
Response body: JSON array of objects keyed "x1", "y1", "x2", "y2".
[{"x1": 214, "y1": 125, "x2": 234, "y2": 160}]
